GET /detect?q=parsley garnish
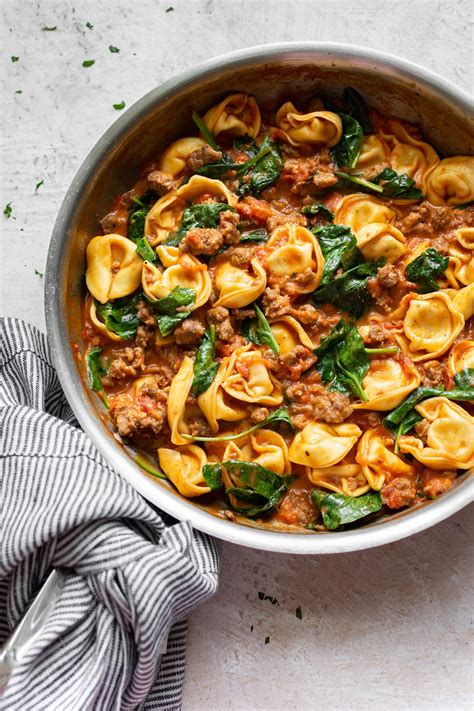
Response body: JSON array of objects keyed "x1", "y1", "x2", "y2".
[
  {"x1": 109, "y1": 45, "x2": 120, "y2": 53},
  {"x1": 113, "y1": 100, "x2": 126, "y2": 110},
  {"x1": 264, "y1": 636, "x2": 270, "y2": 645},
  {"x1": 42, "y1": 26, "x2": 57, "y2": 31},
  {"x1": 35, "y1": 179, "x2": 44, "y2": 193},
  {"x1": 85, "y1": 21, "x2": 93, "y2": 29},
  {"x1": 3, "y1": 202, "x2": 12, "y2": 218},
  {"x1": 82, "y1": 59, "x2": 95, "y2": 67},
  {"x1": 165, "y1": 6, "x2": 174, "y2": 11},
  {"x1": 11, "y1": 56, "x2": 19, "y2": 63},
  {"x1": 15, "y1": 90, "x2": 22, "y2": 94},
  {"x1": 34, "y1": 269, "x2": 44, "y2": 278},
  {"x1": 295, "y1": 606, "x2": 303, "y2": 620},
  {"x1": 258, "y1": 592, "x2": 279, "y2": 605}
]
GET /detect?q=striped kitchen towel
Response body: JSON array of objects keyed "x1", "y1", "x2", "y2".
[{"x1": 0, "y1": 317, "x2": 219, "y2": 710}]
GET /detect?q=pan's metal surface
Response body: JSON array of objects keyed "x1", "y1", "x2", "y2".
[{"x1": 45, "y1": 43, "x2": 474, "y2": 554}]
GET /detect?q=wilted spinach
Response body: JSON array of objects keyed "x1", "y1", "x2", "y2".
[
  {"x1": 312, "y1": 224, "x2": 361, "y2": 285},
  {"x1": 95, "y1": 293, "x2": 141, "y2": 340},
  {"x1": 128, "y1": 191, "x2": 158, "y2": 261},
  {"x1": 405, "y1": 248, "x2": 448, "y2": 293},
  {"x1": 301, "y1": 204, "x2": 334, "y2": 222},
  {"x1": 342, "y1": 87, "x2": 373, "y2": 134},
  {"x1": 240, "y1": 228, "x2": 269, "y2": 243},
  {"x1": 313, "y1": 259, "x2": 382, "y2": 319},
  {"x1": 332, "y1": 114, "x2": 364, "y2": 168},
  {"x1": 192, "y1": 326, "x2": 219, "y2": 396},
  {"x1": 312, "y1": 489, "x2": 382, "y2": 530},
  {"x1": 182, "y1": 406, "x2": 293, "y2": 442},
  {"x1": 313, "y1": 319, "x2": 370, "y2": 401},
  {"x1": 223, "y1": 460, "x2": 294, "y2": 517},
  {"x1": 148, "y1": 286, "x2": 196, "y2": 336},
  {"x1": 336, "y1": 167, "x2": 423, "y2": 200},
  {"x1": 165, "y1": 202, "x2": 234, "y2": 246},
  {"x1": 242, "y1": 305, "x2": 280, "y2": 355},
  {"x1": 237, "y1": 136, "x2": 283, "y2": 196},
  {"x1": 87, "y1": 347, "x2": 107, "y2": 392}
]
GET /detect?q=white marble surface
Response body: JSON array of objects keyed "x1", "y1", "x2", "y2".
[{"x1": 1, "y1": 1, "x2": 472, "y2": 709}]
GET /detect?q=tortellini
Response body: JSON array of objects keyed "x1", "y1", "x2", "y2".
[
  {"x1": 213, "y1": 258, "x2": 267, "y2": 308},
  {"x1": 275, "y1": 102, "x2": 342, "y2": 147},
  {"x1": 142, "y1": 253, "x2": 211, "y2": 310},
  {"x1": 197, "y1": 358, "x2": 247, "y2": 434},
  {"x1": 265, "y1": 224, "x2": 325, "y2": 293},
  {"x1": 334, "y1": 193, "x2": 398, "y2": 235},
  {"x1": 447, "y1": 340, "x2": 474, "y2": 378},
  {"x1": 158, "y1": 444, "x2": 211, "y2": 497},
  {"x1": 356, "y1": 135, "x2": 389, "y2": 173},
  {"x1": 289, "y1": 422, "x2": 362, "y2": 469},
  {"x1": 355, "y1": 222, "x2": 406, "y2": 263},
  {"x1": 167, "y1": 356, "x2": 195, "y2": 445},
  {"x1": 392, "y1": 292, "x2": 464, "y2": 362},
  {"x1": 450, "y1": 283, "x2": 474, "y2": 320},
  {"x1": 89, "y1": 301, "x2": 124, "y2": 342},
  {"x1": 425, "y1": 156, "x2": 474, "y2": 206},
  {"x1": 399, "y1": 397, "x2": 474, "y2": 470},
  {"x1": 353, "y1": 356, "x2": 421, "y2": 411},
  {"x1": 356, "y1": 427, "x2": 415, "y2": 490},
  {"x1": 145, "y1": 176, "x2": 236, "y2": 246},
  {"x1": 203, "y1": 93, "x2": 261, "y2": 138},
  {"x1": 269, "y1": 316, "x2": 314, "y2": 354},
  {"x1": 380, "y1": 119, "x2": 439, "y2": 191},
  {"x1": 221, "y1": 345, "x2": 283, "y2": 406},
  {"x1": 158, "y1": 137, "x2": 208, "y2": 178},
  {"x1": 446, "y1": 227, "x2": 474, "y2": 287},
  {"x1": 86, "y1": 234, "x2": 143, "y2": 304},
  {"x1": 223, "y1": 429, "x2": 291, "y2": 476}
]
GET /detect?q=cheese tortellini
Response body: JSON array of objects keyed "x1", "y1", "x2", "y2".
[
  {"x1": 197, "y1": 358, "x2": 247, "y2": 434},
  {"x1": 446, "y1": 227, "x2": 474, "y2": 287},
  {"x1": 334, "y1": 193, "x2": 398, "y2": 235},
  {"x1": 213, "y1": 258, "x2": 267, "y2": 308},
  {"x1": 355, "y1": 222, "x2": 406, "y2": 263},
  {"x1": 425, "y1": 156, "x2": 474, "y2": 206},
  {"x1": 356, "y1": 135, "x2": 389, "y2": 173},
  {"x1": 353, "y1": 356, "x2": 421, "y2": 411},
  {"x1": 265, "y1": 224, "x2": 325, "y2": 293},
  {"x1": 142, "y1": 253, "x2": 211, "y2": 310},
  {"x1": 145, "y1": 176, "x2": 236, "y2": 246},
  {"x1": 448, "y1": 340, "x2": 474, "y2": 378},
  {"x1": 221, "y1": 345, "x2": 283, "y2": 406},
  {"x1": 223, "y1": 429, "x2": 291, "y2": 476},
  {"x1": 399, "y1": 397, "x2": 474, "y2": 470},
  {"x1": 167, "y1": 356, "x2": 196, "y2": 445},
  {"x1": 356, "y1": 428, "x2": 415, "y2": 491},
  {"x1": 158, "y1": 444, "x2": 211, "y2": 497},
  {"x1": 158, "y1": 137, "x2": 208, "y2": 179},
  {"x1": 275, "y1": 102, "x2": 342, "y2": 147},
  {"x1": 392, "y1": 292, "x2": 465, "y2": 362},
  {"x1": 269, "y1": 316, "x2": 314, "y2": 354},
  {"x1": 380, "y1": 119, "x2": 440, "y2": 191},
  {"x1": 203, "y1": 93, "x2": 261, "y2": 138},
  {"x1": 86, "y1": 234, "x2": 143, "y2": 304}
]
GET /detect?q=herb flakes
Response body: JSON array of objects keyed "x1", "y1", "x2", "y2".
[
  {"x1": 295, "y1": 606, "x2": 303, "y2": 620},
  {"x1": 113, "y1": 100, "x2": 126, "y2": 110},
  {"x1": 109, "y1": 45, "x2": 120, "y2": 53},
  {"x1": 35, "y1": 179, "x2": 44, "y2": 193},
  {"x1": 82, "y1": 59, "x2": 95, "y2": 68},
  {"x1": 4, "y1": 202, "x2": 13, "y2": 218}
]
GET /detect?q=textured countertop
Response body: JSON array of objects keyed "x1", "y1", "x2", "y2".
[{"x1": 1, "y1": 1, "x2": 472, "y2": 709}]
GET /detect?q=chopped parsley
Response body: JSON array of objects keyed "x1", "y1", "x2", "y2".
[
  {"x1": 258, "y1": 592, "x2": 279, "y2": 606},
  {"x1": 34, "y1": 268, "x2": 44, "y2": 277},
  {"x1": 250, "y1": 625, "x2": 254, "y2": 633},
  {"x1": 165, "y1": 6, "x2": 174, "y2": 11},
  {"x1": 11, "y1": 56, "x2": 19, "y2": 63},
  {"x1": 109, "y1": 45, "x2": 120, "y2": 53},
  {"x1": 35, "y1": 179, "x2": 44, "y2": 193},
  {"x1": 42, "y1": 26, "x2": 57, "y2": 31},
  {"x1": 85, "y1": 21, "x2": 93, "y2": 29},
  {"x1": 264, "y1": 636, "x2": 270, "y2": 645},
  {"x1": 295, "y1": 606, "x2": 303, "y2": 620},
  {"x1": 82, "y1": 59, "x2": 95, "y2": 67},
  {"x1": 3, "y1": 202, "x2": 12, "y2": 218},
  {"x1": 113, "y1": 100, "x2": 126, "y2": 110},
  {"x1": 15, "y1": 90, "x2": 22, "y2": 94}
]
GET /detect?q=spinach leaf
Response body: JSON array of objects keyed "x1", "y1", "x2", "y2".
[
  {"x1": 312, "y1": 489, "x2": 382, "y2": 530},
  {"x1": 128, "y1": 192, "x2": 158, "y2": 261},
  {"x1": 240, "y1": 228, "x2": 269, "y2": 243},
  {"x1": 383, "y1": 368, "x2": 474, "y2": 450},
  {"x1": 192, "y1": 110, "x2": 219, "y2": 151},
  {"x1": 87, "y1": 347, "x2": 107, "y2": 392},
  {"x1": 237, "y1": 136, "x2": 283, "y2": 196},
  {"x1": 336, "y1": 168, "x2": 423, "y2": 200},
  {"x1": 196, "y1": 154, "x2": 241, "y2": 179},
  {"x1": 181, "y1": 406, "x2": 293, "y2": 442},
  {"x1": 302, "y1": 204, "x2": 334, "y2": 222},
  {"x1": 405, "y1": 248, "x2": 449, "y2": 293},
  {"x1": 95, "y1": 293, "x2": 141, "y2": 340},
  {"x1": 166, "y1": 202, "x2": 233, "y2": 246},
  {"x1": 332, "y1": 114, "x2": 364, "y2": 169},
  {"x1": 202, "y1": 462, "x2": 223, "y2": 490},
  {"x1": 148, "y1": 286, "x2": 196, "y2": 337},
  {"x1": 313, "y1": 224, "x2": 361, "y2": 285},
  {"x1": 342, "y1": 87, "x2": 373, "y2": 134},
  {"x1": 314, "y1": 319, "x2": 370, "y2": 400},
  {"x1": 242, "y1": 305, "x2": 280, "y2": 355},
  {"x1": 457, "y1": 201, "x2": 474, "y2": 210},
  {"x1": 192, "y1": 326, "x2": 219, "y2": 396},
  {"x1": 223, "y1": 460, "x2": 294, "y2": 517},
  {"x1": 313, "y1": 259, "x2": 382, "y2": 319}
]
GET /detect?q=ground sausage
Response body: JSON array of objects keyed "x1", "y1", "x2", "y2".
[
  {"x1": 377, "y1": 264, "x2": 400, "y2": 288},
  {"x1": 421, "y1": 360, "x2": 445, "y2": 388},
  {"x1": 110, "y1": 378, "x2": 168, "y2": 437},
  {"x1": 207, "y1": 306, "x2": 234, "y2": 341},
  {"x1": 219, "y1": 210, "x2": 241, "y2": 245},
  {"x1": 180, "y1": 227, "x2": 224, "y2": 255},
  {"x1": 261, "y1": 287, "x2": 293, "y2": 319},
  {"x1": 146, "y1": 170, "x2": 176, "y2": 195},
  {"x1": 381, "y1": 476, "x2": 417, "y2": 509},
  {"x1": 173, "y1": 317, "x2": 205, "y2": 345},
  {"x1": 186, "y1": 145, "x2": 223, "y2": 171},
  {"x1": 137, "y1": 300, "x2": 156, "y2": 327},
  {"x1": 102, "y1": 347, "x2": 145, "y2": 385},
  {"x1": 135, "y1": 324, "x2": 156, "y2": 349},
  {"x1": 286, "y1": 381, "x2": 353, "y2": 428},
  {"x1": 276, "y1": 490, "x2": 317, "y2": 527},
  {"x1": 100, "y1": 211, "x2": 128, "y2": 234},
  {"x1": 421, "y1": 469, "x2": 456, "y2": 498}
]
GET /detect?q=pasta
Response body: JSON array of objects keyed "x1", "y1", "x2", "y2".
[{"x1": 82, "y1": 87, "x2": 474, "y2": 533}]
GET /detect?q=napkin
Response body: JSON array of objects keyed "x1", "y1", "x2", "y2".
[{"x1": 0, "y1": 317, "x2": 219, "y2": 710}]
